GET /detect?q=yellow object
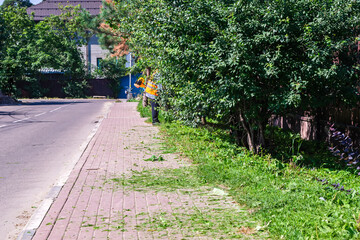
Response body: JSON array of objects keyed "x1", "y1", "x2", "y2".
[
  {"x1": 145, "y1": 79, "x2": 158, "y2": 96},
  {"x1": 134, "y1": 77, "x2": 146, "y2": 88}
]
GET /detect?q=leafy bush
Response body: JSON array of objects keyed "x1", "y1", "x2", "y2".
[
  {"x1": 20, "y1": 76, "x2": 48, "y2": 98},
  {"x1": 265, "y1": 126, "x2": 304, "y2": 161},
  {"x1": 107, "y1": 0, "x2": 360, "y2": 153},
  {"x1": 137, "y1": 100, "x2": 169, "y2": 123},
  {"x1": 158, "y1": 118, "x2": 360, "y2": 239},
  {"x1": 0, "y1": 6, "x2": 89, "y2": 98},
  {"x1": 63, "y1": 79, "x2": 88, "y2": 98},
  {"x1": 92, "y1": 56, "x2": 127, "y2": 98}
]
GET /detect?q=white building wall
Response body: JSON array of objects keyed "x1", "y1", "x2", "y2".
[
  {"x1": 89, "y1": 35, "x2": 109, "y2": 71},
  {"x1": 79, "y1": 35, "x2": 109, "y2": 72}
]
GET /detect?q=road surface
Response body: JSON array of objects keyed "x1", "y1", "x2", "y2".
[{"x1": 0, "y1": 99, "x2": 113, "y2": 240}]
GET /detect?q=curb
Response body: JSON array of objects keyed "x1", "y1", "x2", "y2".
[{"x1": 16, "y1": 101, "x2": 114, "y2": 240}]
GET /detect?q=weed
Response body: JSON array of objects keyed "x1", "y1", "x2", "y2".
[
  {"x1": 144, "y1": 155, "x2": 165, "y2": 162},
  {"x1": 137, "y1": 102, "x2": 166, "y2": 123},
  {"x1": 158, "y1": 120, "x2": 360, "y2": 239},
  {"x1": 126, "y1": 98, "x2": 139, "y2": 102},
  {"x1": 107, "y1": 167, "x2": 203, "y2": 192},
  {"x1": 137, "y1": 206, "x2": 263, "y2": 239},
  {"x1": 159, "y1": 145, "x2": 177, "y2": 154}
]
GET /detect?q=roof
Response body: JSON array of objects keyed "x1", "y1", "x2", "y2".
[{"x1": 27, "y1": 0, "x2": 102, "y2": 21}]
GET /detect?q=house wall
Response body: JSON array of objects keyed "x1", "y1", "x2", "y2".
[
  {"x1": 79, "y1": 35, "x2": 109, "y2": 72},
  {"x1": 89, "y1": 35, "x2": 109, "y2": 71}
]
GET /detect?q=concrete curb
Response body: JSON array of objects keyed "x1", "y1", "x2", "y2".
[{"x1": 16, "y1": 101, "x2": 114, "y2": 240}]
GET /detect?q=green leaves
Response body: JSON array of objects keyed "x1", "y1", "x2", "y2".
[
  {"x1": 93, "y1": 56, "x2": 127, "y2": 97},
  {"x1": 1, "y1": 0, "x2": 32, "y2": 9},
  {"x1": 0, "y1": 5, "x2": 89, "y2": 97},
  {"x1": 104, "y1": 0, "x2": 360, "y2": 151},
  {"x1": 0, "y1": 6, "x2": 36, "y2": 95},
  {"x1": 35, "y1": 8, "x2": 86, "y2": 77}
]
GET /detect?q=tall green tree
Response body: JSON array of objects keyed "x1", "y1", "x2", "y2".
[
  {"x1": 0, "y1": 9, "x2": 6, "y2": 89},
  {"x1": 33, "y1": 6, "x2": 87, "y2": 77},
  {"x1": 93, "y1": 56, "x2": 127, "y2": 97},
  {"x1": 34, "y1": 5, "x2": 89, "y2": 97},
  {"x1": 1, "y1": 0, "x2": 32, "y2": 9},
  {"x1": 105, "y1": 0, "x2": 360, "y2": 153},
  {"x1": 0, "y1": 5, "x2": 90, "y2": 97},
  {"x1": 0, "y1": 6, "x2": 36, "y2": 96},
  {"x1": 95, "y1": 0, "x2": 130, "y2": 56}
]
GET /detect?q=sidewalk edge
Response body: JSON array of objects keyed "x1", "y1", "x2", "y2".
[{"x1": 16, "y1": 101, "x2": 114, "y2": 240}]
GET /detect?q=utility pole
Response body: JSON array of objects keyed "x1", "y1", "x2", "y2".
[
  {"x1": 129, "y1": 52, "x2": 132, "y2": 93},
  {"x1": 127, "y1": 53, "x2": 133, "y2": 99}
]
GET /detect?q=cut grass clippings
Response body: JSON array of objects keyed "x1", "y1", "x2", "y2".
[
  {"x1": 144, "y1": 155, "x2": 165, "y2": 162},
  {"x1": 105, "y1": 166, "x2": 268, "y2": 239},
  {"x1": 108, "y1": 167, "x2": 203, "y2": 192},
  {"x1": 137, "y1": 102, "x2": 360, "y2": 239},
  {"x1": 137, "y1": 207, "x2": 260, "y2": 239}
]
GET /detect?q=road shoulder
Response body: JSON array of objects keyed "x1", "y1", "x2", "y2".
[{"x1": 16, "y1": 101, "x2": 113, "y2": 240}]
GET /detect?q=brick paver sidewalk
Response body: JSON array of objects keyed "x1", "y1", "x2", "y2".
[{"x1": 31, "y1": 102, "x2": 266, "y2": 240}]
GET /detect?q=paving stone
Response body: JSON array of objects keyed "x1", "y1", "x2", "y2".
[{"x1": 32, "y1": 101, "x2": 265, "y2": 240}]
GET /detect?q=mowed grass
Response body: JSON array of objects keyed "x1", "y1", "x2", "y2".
[
  {"x1": 107, "y1": 167, "x2": 268, "y2": 239},
  {"x1": 137, "y1": 102, "x2": 360, "y2": 239}
]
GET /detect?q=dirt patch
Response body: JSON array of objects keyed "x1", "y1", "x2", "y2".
[{"x1": 6, "y1": 208, "x2": 37, "y2": 240}]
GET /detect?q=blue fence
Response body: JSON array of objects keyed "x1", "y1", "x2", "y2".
[{"x1": 118, "y1": 73, "x2": 143, "y2": 99}]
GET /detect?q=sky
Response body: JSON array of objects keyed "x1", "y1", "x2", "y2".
[{"x1": 0, "y1": 0, "x2": 42, "y2": 6}]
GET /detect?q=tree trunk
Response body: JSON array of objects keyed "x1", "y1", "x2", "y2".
[
  {"x1": 239, "y1": 110, "x2": 266, "y2": 154},
  {"x1": 201, "y1": 116, "x2": 206, "y2": 125},
  {"x1": 239, "y1": 110, "x2": 255, "y2": 152}
]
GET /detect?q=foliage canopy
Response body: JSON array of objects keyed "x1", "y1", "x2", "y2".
[
  {"x1": 1, "y1": 0, "x2": 32, "y2": 9},
  {"x1": 0, "y1": 5, "x2": 89, "y2": 97},
  {"x1": 106, "y1": 0, "x2": 360, "y2": 152}
]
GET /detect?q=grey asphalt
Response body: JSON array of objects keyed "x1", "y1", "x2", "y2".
[{"x1": 0, "y1": 99, "x2": 113, "y2": 240}]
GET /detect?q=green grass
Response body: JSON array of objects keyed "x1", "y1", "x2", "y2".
[
  {"x1": 108, "y1": 167, "x2": 203, "y2": 192},
  {"x1": 106, "y1": 166, "x2": 268, "y2": 238},
  {"x1": 144, "y1": 155, "x2": 165, "y2": 162},
  {"x1": 137, "y1": 102, "x2": 360, "y2": 239},
  {"x1": 137, "y1": 101, "x2": 168, "y2": 123},
  {"x1": 137, "y1": 102, "x2": 152, "y2": 123},
  {"x1": 126, "y1": 98, "x2": 139, "y2": 102},
  {"x1": 137, "y1": 207, "x2": 262, "y2": 239}
]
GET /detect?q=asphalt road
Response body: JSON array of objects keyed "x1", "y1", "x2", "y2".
[{"x1": 0, "y1": 99, "x2": 113, "y2": 240}]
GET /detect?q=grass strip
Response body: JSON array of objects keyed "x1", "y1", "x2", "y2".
[{"x1": 137, "y1": 102, "x2": 360, "y2": 239}]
